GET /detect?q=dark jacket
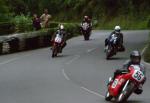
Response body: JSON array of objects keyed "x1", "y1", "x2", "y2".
[
  {"x1": 122, "y1": 60, "x2": 146, "y2": 75},
  {"x1": 32, "y1": 18, "x2": 41, "y2": 30},
  {"x1": 108, "y1": 31, "x2": 123, "y2": 44}
]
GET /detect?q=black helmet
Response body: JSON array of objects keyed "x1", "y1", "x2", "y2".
[{"x1": 130, "y1": 50, "x2": 141, "y2": 64}]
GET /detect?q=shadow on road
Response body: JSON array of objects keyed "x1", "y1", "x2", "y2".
[
  {"x1": 107, "y1": 57, "x2": 128, "y2": 61},
  {"x1": 52, "y1": 54, "x2": 70, "y2": 58},
  {"x1": 125, "y1": 100, "x2": 143, "y2": 103},
  {"x1": 111, "y1": 100, "x2": 142, "y2": 103}
]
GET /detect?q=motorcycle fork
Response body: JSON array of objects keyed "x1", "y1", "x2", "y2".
[{"x1": 122, "y1": 80, "x2": 130, "y2": 91}]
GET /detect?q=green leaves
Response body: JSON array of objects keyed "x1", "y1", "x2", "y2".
[{"x1": 11, "y1": 14, "x2": 33, "y2": 33}]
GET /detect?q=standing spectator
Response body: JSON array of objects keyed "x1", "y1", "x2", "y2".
[
  {"x1": 32, "y1": 14, "x2": 41, "y2": 30},
  {"x1": 40, "y1": 9, "x2": 52, "y2": 28}
]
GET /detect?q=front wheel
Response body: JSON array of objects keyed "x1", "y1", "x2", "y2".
[
  {"x1": 84, "y1": 34, "x2": 89, "y2": 40},
  {"x1": 52, "y1": 45, "x2": 58, "y2": 58},
  {"x1": 116, "y1": 81, "x2": 134, "y2": 103},
  {"x1": 52, "y1": 50, "x2": 57, "y2": 58},
  {"x1": 117, "y1": 92, "x2": 126, "y2": 103},
  {"x1": 83, "y1": 31, "x2": 90, "y2": 41},
  {"x1": 105, "y1": 91, "x2": 113, "y2": 101}
]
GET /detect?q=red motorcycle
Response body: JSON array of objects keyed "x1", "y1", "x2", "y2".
[
  {"x1": 51, "y1": 36, "x2": 62, "y2": 58},
  {"x1": 105, "y1": 65, "x2": 145, "y2": 103}
]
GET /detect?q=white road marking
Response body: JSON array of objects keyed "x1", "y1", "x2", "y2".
[
  {"x1": 65, "y1": 55, "x2": 80, "y2": 65},
  {"x1": 62, "y1": 69, "x2": 70, "y2": 80},
  {"x1": 62, "y1": 68, "x2": 105, "y2": 98},
  {"x1": 141, "y1": 45, "x2": 150, "y2": 66},
  {"x1": 0, "y1": 54, "x2": 31, "y2": 66},
  {"x1": 0, "y1": 58, "x2": 19, "y2": 65},
  {"x1": 142, "y1": 61, "x2": 150, "y2": 66},
  {"x1": 81, "y1": 86, "x2": 105, "y2": 98},
  {"x1": 141, "y1": 45, "x2": 148, "y2": 55},
  {"x1": 87, "y1": 48, "x2": 96, "y2": 53}
]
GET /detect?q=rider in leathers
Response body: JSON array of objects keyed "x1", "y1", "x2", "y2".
[
  {"x1": 105, "y1": 26, "x2": 124, "y2": 51},
  {"x1": 108, "y1": 50, "x2": 146, "y2": 95},
  {"x1": 80, "y1": 16, "x2": 92, "y2": 34},
  {"x1": 51, "y1": 24, "x2": 67, "y2": 53}
]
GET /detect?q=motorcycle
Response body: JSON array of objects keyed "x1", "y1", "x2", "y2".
[
  {"x1": 51, "y1": 35, "x2": 62, "y2": 58},
  {"x1": 105, "y1": 34, "x2": 118, "y2": 59},
  {"x1": 105, "y1": 65, "x2": 145, "y2": 103},
  {"x1": 81, "y1": 22, "x2": 91, "y2": 40}
]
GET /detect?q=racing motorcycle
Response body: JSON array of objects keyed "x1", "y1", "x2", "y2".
[
  {"x1": 51, "y1": 35, "x2": 63, "y2": 58},
  {"x1": 106, "y1": 34, "x2": 118, "y2": 59},
  {"x1": 105, "y1": 65, "x2": 145, "y2": 103},
  {"x1": 81, "y1": 22, "x2": 91, "y2": 40}
]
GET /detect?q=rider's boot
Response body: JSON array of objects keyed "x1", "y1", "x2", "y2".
[{"x1": 134, "y1": 84, "x2": 143, "y2": 95}]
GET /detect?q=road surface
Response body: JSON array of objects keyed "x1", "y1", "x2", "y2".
[{"x1": 0, "y1": 30, "x2": 149, "y2": 103}]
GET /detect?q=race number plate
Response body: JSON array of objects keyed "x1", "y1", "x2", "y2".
[
  {"x1": 132, "y1": 70, "x2": 144, "y2": 82},
  {"x1": 55, "y1": 36, "x2": 62, "y2": 43}
]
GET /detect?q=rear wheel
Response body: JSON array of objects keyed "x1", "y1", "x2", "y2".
[
  {"x1": 105, "y1": 91, "x2": 113, "y2": 101},
  {"x1": 106, "y1": 46, "x2": 111, "y2": 60}
]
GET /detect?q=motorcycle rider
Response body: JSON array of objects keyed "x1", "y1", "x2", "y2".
[
  {"x1": 108, "y1": 50, "x2": 146, "y2": 94},
  {"x1": 80, "y1": 15, "x2": 92, "y2": 34},
  {"x1": 51, "y1": 24, "x2": 67, "y2": 53},
  {"x1": 105, "y1": 26, "x2": 124, "y2": 51}
]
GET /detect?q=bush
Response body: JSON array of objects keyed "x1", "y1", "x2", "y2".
[
  {"x1": 11, "y1": 14, "x2": 33, "y2": 33},
  {"x1": 48, "y1": 22, "x2": 59, "y2": 28},
  {"x1": 147, "y1": 15, "x2": 150, "y2": 28}
]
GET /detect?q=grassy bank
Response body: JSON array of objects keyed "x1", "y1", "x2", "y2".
[
  {"x1": 144, "y1": 34, "x2": 150, "y2": 63},
  {"x1": 95, "y1": 16, "x2": 148, "y2": 30}
]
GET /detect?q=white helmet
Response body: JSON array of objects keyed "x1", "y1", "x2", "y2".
[
  {"x1": 59, "y1": 24, "x2": 64, "y2": 30},
  {"x1": 114, "y1": 26, "x2": 121, "y2": 33}
]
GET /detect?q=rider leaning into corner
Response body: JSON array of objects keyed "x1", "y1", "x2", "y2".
[
  {"x1": 105, "y1": 26, "x2": 125, "y2": 51},
  {"x1": 51, "y1": 24, "x2": 67, "y2": 53},
  {"x1": 108, "y1": 50, "x2": 146, "y2": 95},
  {"x1": 80, "y1": 15, "x2": 92, "y2": 33}
]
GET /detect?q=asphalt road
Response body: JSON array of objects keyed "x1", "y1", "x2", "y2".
[{"x1": 0, "y1": 30, "x2": 149, "y2": 103}]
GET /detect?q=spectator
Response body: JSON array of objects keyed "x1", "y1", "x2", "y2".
[
  {"x1": 32, "y1": 14, "x2": 41, "y2": 30},
  {"x1": 40, "y1": 9, "x2": 52, "y2": 28}
]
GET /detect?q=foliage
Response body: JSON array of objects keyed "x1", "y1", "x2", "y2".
[
  {"x1": 0, "y1": 0, "x2": 10, "y2": 22},
  {"x1": 4, "y1": 0, "x2": 150, "y2": 20},
  {"x1": 96, "y1": 16, "x2": 148, "y2": 30},
  {"x1": 1, "y1": 0, "x2": 150, "y2": 30},
  {"x1": 11, "y1": 14, "x2": 33, "y2": 33},
  {"x1": 144, "y1": 34, "x2": 150, "y2": 63}
]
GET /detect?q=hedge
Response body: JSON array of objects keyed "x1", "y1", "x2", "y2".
[
  {"x1": 0, "y1": 23, "x2": 80, "y2": 54},
  {"x1": 0, "y1": 22, "x2": 15, "y2": 35}
]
